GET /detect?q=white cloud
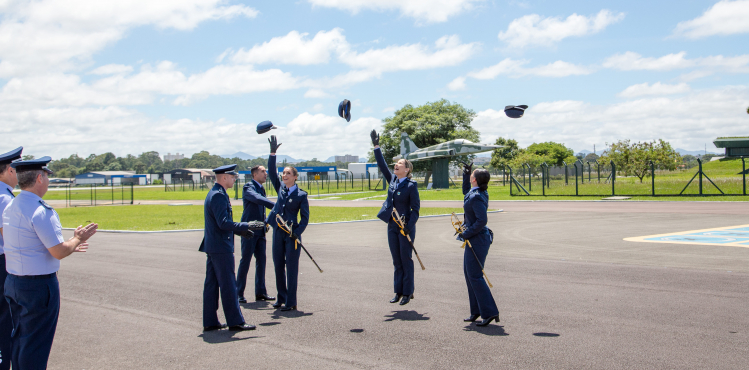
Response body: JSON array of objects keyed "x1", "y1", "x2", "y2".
[
  {"x1": 466, "y1": 58, "x2": 593, "y2": 79},
  {"x1": 618, "y1": 82, "x2": 691, "y2": 98},
  {"x1": 230, "y1": 28, "x2": 347, "y2": 65},
  {"x1": 673, "y1": 0, "x2": 749, "y2": 38},
  {"x1": 603, "y1": 51, "x2": 692, "y2": 71},
  {"x1": 0, "y1": 0, "x2": 258, "y2": 77},
  {"x1": 306, "y1": 0, "x2": 483, "y2": 23},
  {"x1": 304, "y1": 89, "x2": 331, "y2": 98},
  {"x1": 89, "y1": 64, "x2": 134, "y2": 75},
  {"x1": 471, "y1": 86, "x2": 749, "y2": 153},
  {"x1": 447, "y1": 76, "x2": 467, "y2": 91},
  {"x1": 498, "y1": 10, "x2": 625, "y2": 48}
]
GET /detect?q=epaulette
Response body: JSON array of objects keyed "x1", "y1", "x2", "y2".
[{"x1": 39, "y1": 199, "x2": 53, "y2": 210}]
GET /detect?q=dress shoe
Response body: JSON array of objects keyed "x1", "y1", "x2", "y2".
[
  {"x1": 228, "y1": 323, "x2": 256, "y2": 331},
  {"x1": 476, "y1": 315, "x2": 500, "y2": 327},
  {"x1": 464, "y1": 314, "x2": 480, "y2": 322},
  {"x1": 389, "y1": 294, "x2": 402, "y2": 304},
  {"x1": 272, "y1": 302, "x2": 284, "y2": 309},
  {"x1": 203, "y1": 323, "x2": 227, "y2": 332},
  {"x1": 399, "y1": 294, "x2": 414, "y2": 306},
  {"x1": 256, "y1": 294, "x2": 276, "y2": 301},
  {"x1": 280, "y1": 305, "x2": 297, "y2": 311},
  {"x1": 238, "y1": 296, "x2": 247, "y2": 303}
]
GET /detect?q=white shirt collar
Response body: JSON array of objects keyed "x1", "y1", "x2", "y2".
[{"x1": 287, "y1": 184, "x2": 298, "y2": 193}]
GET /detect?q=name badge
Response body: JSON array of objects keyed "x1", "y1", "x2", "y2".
[{"x1": 288, "y1": 199, "x2": 292, "y2": 203}]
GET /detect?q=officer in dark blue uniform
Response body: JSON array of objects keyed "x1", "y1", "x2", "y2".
[
  {"x1": 200, "y1": 164, "x2": 256, "y2": 332},
  {"x1": 0, "y1": 146, "x2": 22, "y2": 370},
  {"x1": 458, "y1": 164, "x2": 499, "y2": 326},
  {"x1": 2, "y1": 157, "x2": 98, "y2": 369},
  {"x1": 237, "y1": 164, "x2": 276, "y2": 303},
  {"x1": 265, "y1": 136, "x2": 309, "y2": 311},
  {"x1": 370, "y1": 130, "x2": 421, "y2": 306}
]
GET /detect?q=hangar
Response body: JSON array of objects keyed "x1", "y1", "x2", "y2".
[{"x1": 75, "y1": 171, "x2": 142, "y2": 185}]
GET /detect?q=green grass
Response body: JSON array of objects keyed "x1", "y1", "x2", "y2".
[{"x1": 54, "y1": 205, "x2": 469, "y2": 231}]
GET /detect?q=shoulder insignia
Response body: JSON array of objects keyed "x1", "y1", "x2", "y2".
[{"x1": 39, "y1": 200, "x2": 53, "y2": 210}]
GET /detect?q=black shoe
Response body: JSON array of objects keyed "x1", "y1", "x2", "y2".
[
  {"x1": 476, "y1": 315, "x2": 500, "y2": 327},
  {"x1": 464, "y1": 314, "x2": 480, "y2": 322},
  {"x1": 203, "y1": 323, "x2": 227, "y2": 332},
  {"x1": 228, "y1": 323, "x2": 256, "y2": 331},
  {"x1": 399, "y1": 294, "x2": 414, "y2": 306},
  {"x1": 256, "y1": 294, "x2": 276, "y2": 301},
  {"x1": 272, "y1": 302, "x2": 284, "y2": 309},
  {"x1": 280, "y1": 305, "x2": 297, "y2": 311},
  {"x1": 238, "y1": 296, "x2": 247, "y2": 303},
  {"x1": 389, "y1": 294, "x2": 402, "y2": 304}
]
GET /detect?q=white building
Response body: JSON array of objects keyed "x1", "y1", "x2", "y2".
[{"x1": 335, "y1": 154, "x2": 359, "y2": 163}]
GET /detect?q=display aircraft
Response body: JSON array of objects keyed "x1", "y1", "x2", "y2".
[{"x1": 393, "y1": 133, "x2": 503, "y2": 162}]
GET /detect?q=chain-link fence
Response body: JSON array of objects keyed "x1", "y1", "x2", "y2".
[
  {"x1": 65, "y1": 183, "x2": 134, "y2": 207},
  {"x1": 504, "y1": 158, "x2": 748, "y2": 197}
]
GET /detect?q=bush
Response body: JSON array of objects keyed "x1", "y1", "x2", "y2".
[{"x1": 153, "y1": 179, "x2": 163, "y2": 185}]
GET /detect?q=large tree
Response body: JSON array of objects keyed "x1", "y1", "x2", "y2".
[
  {"x1": 525, "y1": 142, "x2": 576, "y2": 166},
  {"x1": 379, "y1": 99, "x2": 480, "y2": 172},
  {"x1": 489, "y1": 137, "x2": 520, "y2": 169},
  {"x1": 600, "y1": 139, "x2": 681, "y2": 182}
]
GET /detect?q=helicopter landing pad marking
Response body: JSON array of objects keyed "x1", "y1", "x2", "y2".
[{"x1": 624, "y1": 224, "x2": 749, "y2": 248}]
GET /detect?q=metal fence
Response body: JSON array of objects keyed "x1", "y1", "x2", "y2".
[
  {"x1": 65, "y1": 183, "x2": 134, "y2": 207},
  {"x1": 504, "y1": 158, "x2": 747, "y2": 197}
]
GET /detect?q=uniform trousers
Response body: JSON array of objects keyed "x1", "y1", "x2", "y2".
[
  {"x1": 387, "y1": 221, "x2": 415, "y2": 296},
  {"x1": 4, "y1": 273, "x2": 59, "y2": 370},
  {"x1": 271, "y1": 228, "x2": 301, "y2": 307},
  {"x1": 203, "y1": 253, "x2": 245, "y2": 327},
  {"x1": 237, "y1": 235, "x2": 268, "y2": 298},
  {"x1": 463, "y1": 230, "x2": 499, "y2": 319},
  {"x1": 0, "y1": 255, "x2": 12, "y2": 370}
]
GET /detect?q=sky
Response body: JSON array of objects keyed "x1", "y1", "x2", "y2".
[{"x1": 1, "y1": 0, "x2": 747, "y2": 161}]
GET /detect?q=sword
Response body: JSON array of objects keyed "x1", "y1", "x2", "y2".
[
  {"x1": 275, "y1": 214, "x2": 323, "y2": 273},
  {"x1": 451, "y1": 212, "x2": 493, "y2": 288},
  {"x1": 391, "y1": 208, "x2": 426, "y2": 270}
]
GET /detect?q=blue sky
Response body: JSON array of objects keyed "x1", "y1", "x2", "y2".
[{"x1": 1, "y1": 0, "x2": 747, "y2": 160}]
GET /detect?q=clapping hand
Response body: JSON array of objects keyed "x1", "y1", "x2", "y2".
[{"x1": 72, "y1": 223, "x2": 98, "y2": 252}]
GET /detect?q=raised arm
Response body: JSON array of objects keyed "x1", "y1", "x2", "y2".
[
  {"x1": 371, "y1": 130, "x2": 393, "y2": 184},
  {"x1": 268, "y1": 135, "x2": 282, "y2": 193},
  {"x1": 462, "y1": 162, "x2": 473, "y2": 195}
]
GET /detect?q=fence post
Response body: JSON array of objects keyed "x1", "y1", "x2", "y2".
[
  {"x1": 541, "y1": 163, "x2": 546, "y2": 196},
  {"x1": 524, "y1": 163, "x2": 531, "y2": 192},
  {"x1": 595, "y1": 160, "x2": 600, "y2": 183},
  {"x1": 650, "y1": 161, "x2": 655, "y2": 196},
  {"x1": 610, "y1": 161, "x2": 616, "y2": 196},
  {"x1": 507, "y1": 166, "x2": 512, "y2": 196},
  {"x1": 698, "y1": 158, "x2": 703, "y2": 195},
  {"x1": 563, "y1": 161, "x2": 568, "y2": 185},
  {"x1": 130, "y1": 183, "x2": 134, "y2": 204},
  {"x1": 743, "y1": 158, "x2": 746, "y2": 196},
  {"x1": 574, "y1": 162, "x2": 579, "y2": 196}
]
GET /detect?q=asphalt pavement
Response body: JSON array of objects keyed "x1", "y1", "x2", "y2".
[{"x1": 47, "y1": 201, "x2": 748, "y2": 369}]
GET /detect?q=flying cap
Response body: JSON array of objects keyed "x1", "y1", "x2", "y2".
[
  {"x1": 338, "y1": 99, "x2": 351, "y2": 122},
  {"x1": 0, "y1": 146, "x2": 23, "y2": 165},
  {"x1": 257, "y1": 120, "x2": 276, "y2": 135},
  {"x1": 504, "y1": 105, "x2": 528, "y2": 119},
  {"x1": 213, "y1": 164, "x2": 238, "y2": 176},
  {"x1": 10, "y1": 156, "x2": 53, "y2": 174}
]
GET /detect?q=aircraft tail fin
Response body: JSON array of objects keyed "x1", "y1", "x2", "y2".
[{"x1": 400, "y1": 132, "x2": 419, "y2": 156}]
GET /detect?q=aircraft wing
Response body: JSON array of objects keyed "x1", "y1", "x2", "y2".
[{"x1": 406, "y1": 149, "x2": 457, "y2": 161}]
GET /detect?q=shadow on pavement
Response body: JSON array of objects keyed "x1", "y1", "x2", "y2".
[
  {"x1": 198, "y1": 330, "x2": 261, "y2": 344},
  {"x1": 241, "y1": 301, "x2": 272, "y2": 310},
  {"x1": 259, "y1": 322, "x2": 281, "y2": 326},
  {"x1": 384, "y1": 310, "x2": 430, "y2": 322},
  {"x1": 270, "y1": 310, "x2": 313, "y2": 319},
  {"x1": 350, "y1": 329, "x2": 364, "y2": 333},
  {"x1": 533, "y1": 332, "x2": 560, "y2": 337},
  {"x1": 463, "y1": 325, "x2": 508, "y2": 336}
]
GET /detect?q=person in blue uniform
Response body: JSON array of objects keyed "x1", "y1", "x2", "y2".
[
  {"x1": 370, "y1": 130, "x2": 421, "y2": 306},
  {"x1": 2, "y1": 157, "x2": 98, "y2": 369},
  {"x1": 265, "y1": 135, "x2": 309, "y2": 311},
  {"x1": 237, "y1": 164, "x2": 276, "y2": 303},
  {"x1": 458, "y1": 164, "x2": 499, "y2": 326},
  {"x1": 200, "y1": 164, "x2": 256, "y2": 332},
  {"x1": 0, "y1": 146, "x2": 22, "y2": 370}
]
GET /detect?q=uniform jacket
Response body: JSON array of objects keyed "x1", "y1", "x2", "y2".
[
  {"x1": 200, "y1": 183, "x2": 249, "y2": 254},
  {"x1": 240, "y1": 179, "x2": 274, "y2": 236},
  {"x1": 374, "y1": 148, "x2": 420, "y2": 230},
  {"x1": 0, "y1": 180, "x2": 15, "y2": 253},
  {"x1": 265, "y1": 155, "x2": 310, "y2": 236},
  {"x1": 461, "y1": 171, "x2": 491, "y2": 241}
]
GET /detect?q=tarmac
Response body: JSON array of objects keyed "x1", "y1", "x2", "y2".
[{"x1": 48, "y1": 201, "x2": 748, "y2": 369}]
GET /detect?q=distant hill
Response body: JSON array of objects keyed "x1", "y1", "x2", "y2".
[
  {"x1": 221, "y1": 151, "x2": 256, "y2": 160},
  {"x1": 676, "y1": 148, "x2": 721, "y2": 156},
  {"x1": 323, "y1": 156, "x2": 335, "y2": 163},
  {"x1": 275, "y1": 155, "x2": 303, "y2": 163}
]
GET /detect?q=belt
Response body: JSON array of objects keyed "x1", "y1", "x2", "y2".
[{"x1": 10, "y1": 272, "x2": 56, "y2": 280}]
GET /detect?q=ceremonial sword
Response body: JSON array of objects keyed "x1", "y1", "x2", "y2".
[
  {"x1": 451, "y1": 212, "x2": 493, "y2": 288},
  {"x1": 275, "y1": 214, "x2": 323, "y2": 273},
  {"x1": 391, "y1": 208, "x2": 426, "y2": 270}
]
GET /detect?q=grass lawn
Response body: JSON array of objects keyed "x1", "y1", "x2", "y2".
[{"x1": 55, "y1": 205, "x2": 471, "y2": 231}]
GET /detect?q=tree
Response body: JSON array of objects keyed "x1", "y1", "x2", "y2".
[
  {"x1": 526, "y1": 142, "x2": 576, "y2": 166},
  {"x1": 583, "y1": 153, "x2": 599, "y2": 163},
  {"x1": 379, "y1": 99, "x2": 480, "y2": 172},
  {"x1": 105, "y1": 162, "x2": 122, "y2": 171},
  {"x1": 600, "y1": 139, "x2": 680, "y2": 182},
  {"x1": 489, "y1": 137, "x2": 520, "y2": 169}
]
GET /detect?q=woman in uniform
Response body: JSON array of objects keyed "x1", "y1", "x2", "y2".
[
  {"x1": 370, "y1": 130, "x2": 420, "y2": 306},
  {"x1": 458, "y1": 163, "x2": 499, "y2": 326}
]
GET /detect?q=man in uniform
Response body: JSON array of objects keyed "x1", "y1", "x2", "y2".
[
  {"x1": 200, "y1": 164, "x2": 256, "y2": 332},
  {"x1": 2, "y1": 156, "x2": 98, "y2": 369},
  {"x1": 237, "y1": 165, "x2": 275, "y2": 303},
  {"x1": 0, "y1": 146, "x2": 22, "y2": 370}
]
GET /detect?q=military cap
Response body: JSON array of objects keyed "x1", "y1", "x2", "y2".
[
  {"x1": 0, "y1": 146, "x2": 23, "y2": 165},
  {"x1": 338, "y1": 99, "x2": 351, "y2": 122},
  {"x1": 10, "y1": 156, "x2": 53, "y2": 174},
  {"x1": 257, "y1": 120, "x2": 276, "y2": 135},
  {"x1": 504, "y1": 105, "x2": 528, "y2": 119},
  {"x1": 213, "y1": 164, "x2": 238, "y2": 176}
]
